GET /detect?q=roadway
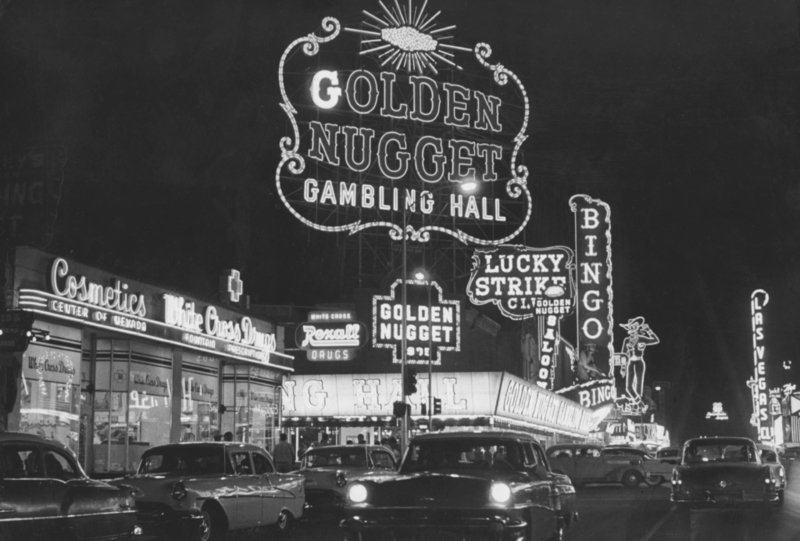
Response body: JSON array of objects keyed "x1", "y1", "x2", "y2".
[{"x1": 241, "y1": 461, "x2": 800, "y2": 541}]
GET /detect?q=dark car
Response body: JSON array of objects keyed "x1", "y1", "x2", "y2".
[
  {"x1": 0, "y1": 432, "x2": 139, "y2": 541},
  {"x1": 296, "y1": 444, "x2": 397, "y2": 518},
  {"x1": 671, "y1": 437, "x2": 780, "y2": 517},
  {"x1": 546, "y1": 443, "x2": 650, "y2": 487},
  {"x1": 757, "y1": 444, "x2": 787, "y2": 500},
  {"x1": 340, "y1": 430, "x2": 576, "y2": 541}
]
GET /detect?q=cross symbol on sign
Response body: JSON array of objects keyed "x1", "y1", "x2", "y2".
[{"x1": 226, "y1": 269, "x2": 244, "y2": 303}]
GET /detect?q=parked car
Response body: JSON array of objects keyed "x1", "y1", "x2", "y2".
[
  {"x1": 341, "y1": 430, "x2": 576, "y2": 541},
  {"x1": 546, "y1": 443, "x2": 649, "y2": 487},
  {"x1": 783, "y1": 444, "x2": 800, "y2": 461},
  {"x1": 757, "y1": 444, "x2": 787, "y2": 501},
  {"x1": 671, "y1": 437, "x2": 781, "y2": 517},
  {"x1": 0, "y1": 432, "x2": 139, "y2": 541},
  {"x1": 110, "y1": 442, "x2": 305, "y2": 541},
  {"x1": 296, "y1": 444, "x2": 397, "y2": 518},
  {"x1": 655, "y1": 446, "x2": 681, "y2": 462}
]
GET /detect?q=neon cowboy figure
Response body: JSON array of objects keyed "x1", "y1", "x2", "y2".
[{"x1": 619, "y1": 317, "x2": 660, "y2": 412}]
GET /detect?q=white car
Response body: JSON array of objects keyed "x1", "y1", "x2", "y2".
[{"x1": 111, "y1": 442, "x2": 305, "y2": 541}]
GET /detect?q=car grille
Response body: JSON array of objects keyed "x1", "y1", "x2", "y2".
[{"x1": 307, "y1": 490, "x2": 339, "y2": 506}]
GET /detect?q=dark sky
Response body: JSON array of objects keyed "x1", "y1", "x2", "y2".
[{"x1": 2, "y1": 0, "x2": 800, "y2": 442}]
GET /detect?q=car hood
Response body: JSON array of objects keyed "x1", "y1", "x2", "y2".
[
  {"x1": 351, "y1": 471, "x2": 534, "y2": 508},
  {"x1": 677, "y1": 463, "x2": 769, "y2": 488}
]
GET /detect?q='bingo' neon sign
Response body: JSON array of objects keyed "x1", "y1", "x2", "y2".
[{"x1": 276, "y1": 1, "x2": 532, "y2": 245}]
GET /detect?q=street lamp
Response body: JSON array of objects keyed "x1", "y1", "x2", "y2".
[{"x1": 413, "y1": 269, "x2": 434, "y2": 429}]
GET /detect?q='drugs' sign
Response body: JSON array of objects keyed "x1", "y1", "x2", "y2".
[
  {"x1": 466, "y1": 245, "x2": 575, "y2": 320},
  {"x1": 276, "y1": 1, "x2": 532, "y2": 245}
]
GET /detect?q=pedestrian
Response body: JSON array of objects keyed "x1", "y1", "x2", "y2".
[
  {"x1": 273, "y1": 433, "x2": 295, "y2": 473},
  {"x1": 318, "y1": 432, "x2": 330, "y2": 447},
  {"x1": 389, "y1": 436, "x2": 401, "y2": 460},
  {"x1": 357, "y1": 434, "x2": 366, "y2": 445},
  {"x1": 213, "y1": 432, "x2": 222, "y2": 442},
  {"x1": 223, "y1": 431, "x2": 234, "y2": 442}
]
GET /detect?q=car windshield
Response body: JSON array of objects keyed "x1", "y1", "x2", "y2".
[
  {"x1": 302, "y1": 448, "x2": 368, "y2": 469},
  {"x1": 138, "y1": 446, "x2": 226, "y2": 474},
  {"x1": 683, "y1": 440, "x2": 757, "y2": 464},
  {"x1": 401, "y1": 438, "x2": 529, "y2": 473}
]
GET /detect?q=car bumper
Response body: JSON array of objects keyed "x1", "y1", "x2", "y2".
[
  {"x1": 133, "y1": 503, "x2": 204, "y2": 540},
  {"x1": 341, "y1": 508, "x2": 528, "y2": 540},
  {"x1": 672, "y1": 491, "x2": 780, "y2": 508}
]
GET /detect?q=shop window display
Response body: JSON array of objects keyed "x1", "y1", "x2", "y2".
[
  {"x1": 221, "y1": 365, "x2": 281, "y2": 451},
  {"x1": 17, "y1": 344, "x2": 81, "y2": 456},
  {"x1": 180, "y1": 353, "x2": 220, "y2": 442},
  {"x1": 92, "y1": 339, "x2": 172, "y2": 473}
]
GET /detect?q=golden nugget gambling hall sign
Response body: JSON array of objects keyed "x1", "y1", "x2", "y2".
[{"x1": 276, "y1": 0, "x2": 532, "y2": 245}]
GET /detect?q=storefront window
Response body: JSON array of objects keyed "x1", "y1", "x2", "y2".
[
  {"x1": 18, "y1": 343, "x2": 80, "y2": 456},
  {"x1": 181, "y1": 353, "x2": 220, "y2": 442},
  {"x1": 92, "y1": 339, "x2": 172, "y2": 473},
  {"x1": 221, "y1": 364, "x2": 281, "y2": 450}
]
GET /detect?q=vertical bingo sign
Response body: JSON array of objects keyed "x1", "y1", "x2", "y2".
[{"x1": 570, "y1": 195, "x2": 614, "y2": 377}]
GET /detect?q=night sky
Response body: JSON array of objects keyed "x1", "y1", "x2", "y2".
[{"x1": 2, "y1": 0, "x2": 800, "y2": 443}]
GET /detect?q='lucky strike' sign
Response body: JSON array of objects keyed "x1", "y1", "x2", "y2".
[
  {"x1": 466, "y1": 245, "x2": 575, "y2": 320},
  {"x1": 373, "y1": 279, "x2": 460, "y2": 365},
  {"x1": 570, "y1": 195, "x2": 614, "y2": 377},
  {"x1": 276, "y1": 1, "x2": 532, "y2": 245},
  {"x1": 295, "y1": 310, "x2": 367, "y2": 361}
]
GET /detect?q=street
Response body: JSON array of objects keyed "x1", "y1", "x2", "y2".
[{"x1": 252, "y1": 461, "x2": 800, "y2": 541}]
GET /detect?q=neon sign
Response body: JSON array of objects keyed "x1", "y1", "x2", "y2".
[
  {"x1": 276, "y1": 1, "x2": 532, "y2": 245},
  {"x1": 50, "y1": 258, "x2": 146, "y2": 317},
  {"x1": 616, "y1": 317, "x2": 659, "y2": 414},
  {"x1": 466, "y1": 245, "x2": 575, "y2": 320},
  {"x1": 295, "y1": 310, "x2": 368, "y2": 361},
  {"x1": 372, "y1": 279, "x2": 460, "y2": 365},
  {"x1": 706, "y1": 402, "x2": 729, "y2": 420},
  {"x1": 570, "y1": 195, "x2": 614, "y2": 377},
  {"x1": 749, "y1": 289, "x2": 772, "y2": 442}
]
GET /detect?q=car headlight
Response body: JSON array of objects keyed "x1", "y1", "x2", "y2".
[
  {"x1": 171, "y1": 482, "x2": 187, "y2": 501},
  {"x1": 348, "y1": 483, "x2": 368, "y2": 503},
  {"x1": 490, "y1": 483, "x2": 512, "y2": 503}
]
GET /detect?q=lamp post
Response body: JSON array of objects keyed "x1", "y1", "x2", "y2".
[{"x1": 414, "y1": 270, "x2": 433, "y2": 429}]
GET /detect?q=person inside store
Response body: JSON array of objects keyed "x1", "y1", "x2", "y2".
[
  {"x1": 357, "y1": 434, "x2": 366, "y2": 445},
  {"x1": 273, "y1": 433, "x2": 295, "y2": 473},
  {"x1": 223, "y1": 432, "x2": 234, "y2": 442},
  {"x1": 314, "y1": 432, "x2": 330, "y2": 447}
]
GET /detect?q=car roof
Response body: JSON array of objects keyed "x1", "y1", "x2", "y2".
[
  {"x1": 684, "y1": 437, "x2": 756, "y2": 446},
  {"x1": 0, "y1": 432, "x2": 71, "y2": 450},
  {"x1": 411, "y1": 430, "x2": 540, "y2": 443},
  {"x1": 548, "y1": 443, "x2": 602, "y2": 449},
  {"x1": 304, "y1": 445, "x2": 388, "y2": 452},
  {"x1": 142, "y1": 442, "x2": 268, "y2": 453}
]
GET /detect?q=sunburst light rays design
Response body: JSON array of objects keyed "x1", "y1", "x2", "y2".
[{"x1": 344, "y1": 0, "x2": 472, "y2": 74}]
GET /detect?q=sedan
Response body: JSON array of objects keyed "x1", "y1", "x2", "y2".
[
  {"x1": 341, "y1": 430, "x2": 576, "y2": 541},
  {"x1": 546, "y1": 443, "x2": 649, "y2": 487},
  {"x1": 671, "y1": 437, "x2": 780, "y2": 518},
  {"x1": 296, "y1": 444, "x2": 397, "y2": 518},
  {"x1": 0, "y1": 432, "x2": 138, "y2": 541},
  {"x1": 111, "y1": 442, "x2": 305, "y2": 541},
  {"x1": 757, "y1": 444, "x2": 787, "y2": 503}
]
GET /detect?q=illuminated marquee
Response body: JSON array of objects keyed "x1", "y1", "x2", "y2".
[
  {"x1": 570, "y1": 195, "x2": 614, "y2": 377},
  {"x1": 163, "y1": 294, "x2": 276, "y2": 362},
  {"x1": 372, "y1": 279, "x2": 460, "y2": 365},
  {"x1": 749, "y1": 289, "x2": 772, "y2": 442},
  {"x1": 466, "y1": 245, "x2": 575, "y2": 320},
  {"x1": 295, "y1": 310, "x2": 368, "y2": 361},
  {"x1": 276, "y1": 1, "x2": 532, "y2": 245},
  {"x1": 556, "y1": 378, "x2": 617, "y2": 409}
]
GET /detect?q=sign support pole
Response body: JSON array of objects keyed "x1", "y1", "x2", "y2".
[
  {"x1": 428, "y1": 282, "x2": 433, "y2": 428},
  {"x1": 401, "y1": 199, "x2": 408, "y2": 455}
]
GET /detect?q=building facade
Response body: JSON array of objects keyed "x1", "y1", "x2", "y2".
[{"x1": 1, "y1": 247, "x2": 292, "y2": 475}]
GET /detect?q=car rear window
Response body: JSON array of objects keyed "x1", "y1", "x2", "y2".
[
  {"x1": 139, "y1": 446, "x2": 226, "y2": 474},
  {"x1": 684, "y1": 441, "x2": 757, "y2": 464},
  {"x1": 302, "y1": 448, "x2": 368, "y2": 468}
]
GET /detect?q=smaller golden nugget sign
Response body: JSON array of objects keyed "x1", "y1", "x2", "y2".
[
  {"x1": 296, "y1": 311, "x2": 367, "y2": 361},
  {"x1": 466, "y1": 245, "x2": 575, "y2": 320}
]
